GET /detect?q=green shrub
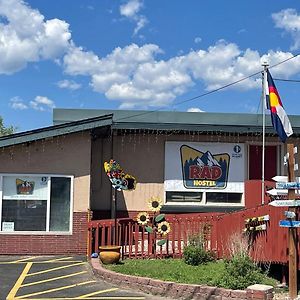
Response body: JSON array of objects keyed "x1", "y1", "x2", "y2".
[
  {"x1": 216, "y1": 254, "x2": 269, "y2": 290},
  {"x1": 183, "y1": 245, "x2": 214, "y2": 266},
  {"x1": 183, "y1": 226, "x2": 214, "y2": 266}
]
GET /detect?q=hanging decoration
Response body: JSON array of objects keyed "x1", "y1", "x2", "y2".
[
  {"x1": 104, "y1": 159, "x2": 136, "y2": 191},
  {"x1": 244, "y1": 214, "x2": 269, "y2": 232}
]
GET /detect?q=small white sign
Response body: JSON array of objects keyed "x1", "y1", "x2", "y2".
[
  {"x1": 2, "y1": 222, "x2": 14, "y2": 232},
  {"x1": 269, "y1": 200, "x2": 300, "y2": 207},
  {"x1": 272, "y1": 176, "x2": 300, "y2": 182},
  {"x1": 276, "y1": 182, "x2": 300, "y2": 190}
]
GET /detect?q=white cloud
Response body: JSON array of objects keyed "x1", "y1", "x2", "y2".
[
  {"x1": 9, "y1": 96, "x2": 28, "y2": 110},
  {"x1": 120, "y1": 0, "x2": 142, "y2": 18},
  {"x1": 3, "y1": 1, "x2": 300, "y2": 111},
  {"x1": 272, "y1": 9, "x2": 300, "y2": 50},
  {"x1": 119, "y1": 0, "x2": 148, "y2": 35},
  {"x1": 134, "y1": 15, "x2": 147, "y2": 35},
  {"x1": 0, "y1": 0, "x2": 71, "y2": 74},
  {"x1": 63, "y1": 46, "x2": 101, "y2": 75},
  {"x1": 9, "y1": 95, "x2": 56, "y2": 111},
  {"x1": 63, "y1": 40, "x2": 300, "y2": 109},
  {"x1": 57, "y1": 79, "x2": 81, "y2": 90},
  {"x1": 187, "y1": 107, "x2": 204, "y2": 113},
  {"x1": 194, "y1": 37, "x2": 202, "y2": 44},
  {"x1": 30, "y1": 96, "x2": 55, "y2": 111}
]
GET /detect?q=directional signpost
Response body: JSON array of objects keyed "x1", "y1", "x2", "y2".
[
  {"x1": 268, "y1": 176, "x2": 300, "y2": 197},
  {"x1": 267, "y1": 188, "x2": 288, "y2": 196},
  {"x1": 276, "y1": 182, "x2": 300, "y2": 190},
  {"x1": 269, "y1": 200, "x2": 300, "y2": 207},
  {"x1": 272, "y1": 176, "x2": 300, "y2": 183},
  {"x1": 284, "y1": 211, "x2": 296, "y2": 219},
  {"x1": 270, "y1": 144, "x2": 298, "y2": 299},
  {"x1": 279, "y1": 220, "x2": 300, "y2": 228}
]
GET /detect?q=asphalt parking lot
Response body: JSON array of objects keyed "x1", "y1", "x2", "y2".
[{"x1": 0, "y1": 256, "x2": 159, "y2": 300}]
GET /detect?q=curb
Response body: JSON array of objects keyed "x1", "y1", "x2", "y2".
[{"x1": 90, "y1": 258, "x2": 274, "y2": 299}]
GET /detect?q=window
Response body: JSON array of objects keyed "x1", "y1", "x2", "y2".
[
  {"x1": 0, "y1": 175, "x2": 73, "y2": 233},
  {"x1": 206, "y1": 192, "x2": 242, "y2": 204},
  {"x1": 166, "y1": 191, "x2": 203, "y2": 203},
  {"x1": 165, "y1": 191, "x2": 243, "y2": 205}
]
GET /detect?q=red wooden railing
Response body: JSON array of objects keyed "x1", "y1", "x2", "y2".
[
  {"x1": 88, "y1": 214, "x2": 215, "y2": 259},
  {"x1": 88, "y1": 205, "x2": 296, "y2": 267}
]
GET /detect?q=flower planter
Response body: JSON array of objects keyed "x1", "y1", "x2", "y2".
[{"x1": 99, "y1": 245, "x2": 121, "y2": 264}]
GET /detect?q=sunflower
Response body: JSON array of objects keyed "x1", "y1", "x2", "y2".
[
  {"x1": 157, "y1": 221, "x2": 171, "y2": 236},
  {"x1": 136, "y1": 212, "x2": 150, "y2": 225},
  {"x1": 147, "y1": 196, "x2": 163, "y2": 212}
]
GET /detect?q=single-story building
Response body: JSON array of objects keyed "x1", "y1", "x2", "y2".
[{"x1": 0, "y1": 108, "x2": 299, "y2": 255}]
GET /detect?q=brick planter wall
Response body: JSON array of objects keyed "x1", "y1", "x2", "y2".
[
  {"x1": 91, "y1": 258, "x2": 274, "y2": 300},
  {"x1": 0, "y1": 212, "x2": 88, "y2": 255}
]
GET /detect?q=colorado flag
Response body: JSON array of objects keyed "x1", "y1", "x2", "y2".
[{"x1": 265, "y1": 70, "x2": 293, "y2": 143}]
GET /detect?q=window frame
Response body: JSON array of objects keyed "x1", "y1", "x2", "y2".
[
  {"x1": 166, "y1": 191, "x2": 203, "y2": 203},
  {"x1": 164, "y1": 190, "x2": 244, "y2": 207},
  {"x1": 0, "y1": 173, "x2": 74, "y2": 235}
]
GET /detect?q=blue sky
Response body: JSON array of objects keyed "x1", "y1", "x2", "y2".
[{"x1": 1, "y1": 0, "x2": 300, "y2": 131}]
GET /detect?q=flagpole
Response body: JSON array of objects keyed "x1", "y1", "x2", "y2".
[{"x1": 261, "y1": 62, "x2": 269, "y2": 205}]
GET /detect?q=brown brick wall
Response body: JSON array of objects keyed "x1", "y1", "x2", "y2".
[{"x1": 0, "y1": 212, "x2": 88, "y2": 255}]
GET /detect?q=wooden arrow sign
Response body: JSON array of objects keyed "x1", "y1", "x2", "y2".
[
  {"x1": 272, "y1": 176, "x2": 300, "y2": 182},
  {"x1": 245, "y1": 215, "x2": 270, "y2": 224},
  {"x1": 279, "y1": 220, "x2": 300, "y2": 228},
  {"x1": 276, "y1": 182, "x2": 300, "y2": 190},
  {"x1": 284, "y1": 211, "x2": 296, "y2": 219},
  {"x1": 273, "y1": 176, "x2": 289, "y2": 182},
  {"x1": 244, "y1": 224, "x2": 267, "y2": 232},
  {"x1": 269, "y1": 200, "x2": 300, "y2": 207},
  {"x1": 267, "y1": 189, "x2": 288, "y2": 196}
]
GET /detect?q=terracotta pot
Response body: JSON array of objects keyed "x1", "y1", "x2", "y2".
[{"x1": 99, "y1": 245, "x2": 121, "y2": 264}]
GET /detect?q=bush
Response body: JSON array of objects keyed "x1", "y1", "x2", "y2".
[
  {"x1": 215, "y1": 254, "x2": 269, "y2": 290},
  {"x1": 183, "y1": 227, "x2": 215, "y2": 266},
  {"x1": 183, "y1": 245, "x2": 214, "y2": 266}
]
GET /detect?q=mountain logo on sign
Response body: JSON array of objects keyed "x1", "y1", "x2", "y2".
[{"x1": 180, "y1": 145, "x2": 230, "y2": 189}]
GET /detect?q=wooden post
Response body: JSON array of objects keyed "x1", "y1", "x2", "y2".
[
  {"x1": 113, "y1": 188, "x2": 117, "y2": 245},
  {"x1": 287, "y1": 143, "x2": 298, "y2": 299}
]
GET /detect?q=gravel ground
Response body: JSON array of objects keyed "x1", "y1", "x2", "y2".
[{"x1": 274, "y1": 293, "x2": 300, "y2": 299}]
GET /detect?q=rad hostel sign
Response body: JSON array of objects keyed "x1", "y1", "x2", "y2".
[{"x1": 164, "y1": 142, "x2": 245, "y2": 193}]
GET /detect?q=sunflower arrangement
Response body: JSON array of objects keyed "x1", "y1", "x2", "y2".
[
  {"x1": 135, "y1": 196, "x2": 171, "y2": 247},
  {"x1": 136, "y1": 212, "x2": 150, "y2": 225},
  {"x1": 147, "y1": 196, "x2": 163, "y2": 212},
  {"x1": 157, "y1": 221, "x2": 171, "y2": 236}
]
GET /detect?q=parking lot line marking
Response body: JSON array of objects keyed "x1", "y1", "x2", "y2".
[
  {"x1": 43, "y1": 257, "x2": 74, "y2": 263},
  {"x1": 21, "y1": 271, "x2": 87, "y2": 287},
  {"x1": 76, "y1": 287, "x2": 118, "y2": 298},
  {"x1": 0, "y1": 260, "x2": 84, "y2": 264},
  {"x1": 6, "y1": 262, "x2": 33, "y2": 300},
  {"x1": 15, "y1": 280, "x2": 96, "y2": 299},
  {"x1": 10, "y1": 257, "x2": 37, "y2": 264},
  {"x1": 27, "y1": 262, "x2": 85, "y2": 276}
]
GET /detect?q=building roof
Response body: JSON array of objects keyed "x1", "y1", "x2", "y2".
[
  {"x1": 1, "y1": 108, "x2": 300, "y2": 148},
  {"x1": 54, "y1": 108, "x2": 300, "y2": 132},
  {"x1": 0, "y1": 113, "x2": 113, "y2": 147}
]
